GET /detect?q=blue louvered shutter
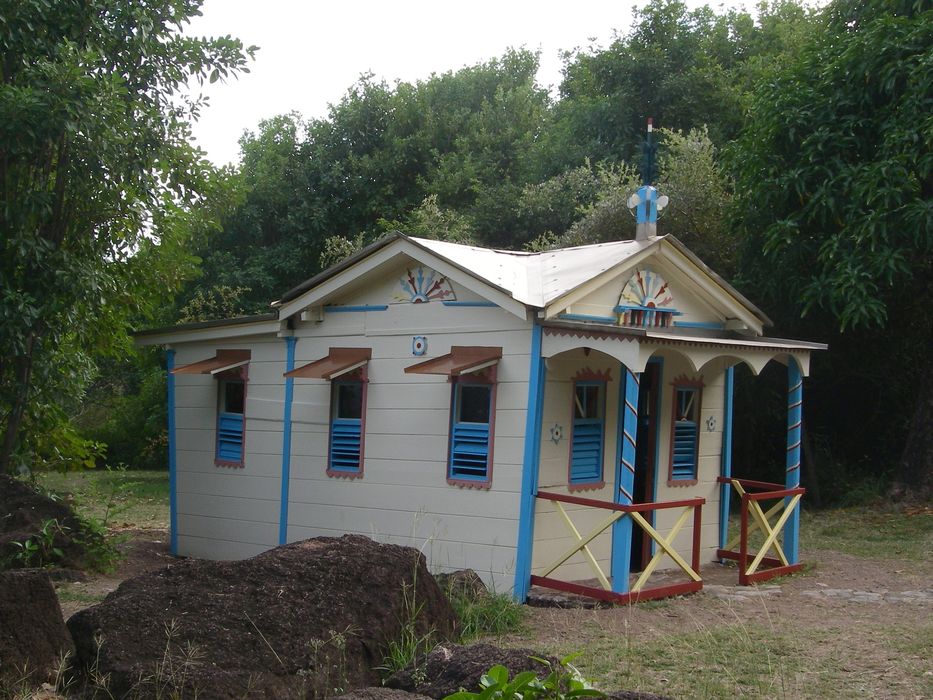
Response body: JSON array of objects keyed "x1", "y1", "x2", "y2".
[
  {"x1": 571, "y1": 420, "x2": 603, "y2": 481},
  {"x1": 217, "y1": 412, "x2": 244, "y2": 462},
  {"x1": 570, "y1": 382, "x2": 605, "y2": 483},
  {"x1": 330, "y1": 418, "x2": 362, "y2": 472},
  {"x1": 449, "y1": 383, "x2": 492, "y2": 481},
  {"x1": 671, "y1": 386, "x2": 699, "y2": 480},
  {"x1": 449, "y1": 422, "x2": 490, "y2": 479}
]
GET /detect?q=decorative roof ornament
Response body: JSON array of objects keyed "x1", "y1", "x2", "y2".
[
  {"x1": 627, "y1": 118, "x2": 669, "y2": 241},
  {"x1": 393, "y1": 266, "x2": 456, "y2": 303}
]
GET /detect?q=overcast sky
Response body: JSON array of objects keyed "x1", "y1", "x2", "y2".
[{"x1": 186, "y1": 0, "x2": 760, "y2": 166}]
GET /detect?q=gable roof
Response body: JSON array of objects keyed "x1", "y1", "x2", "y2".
[{"x1": 276, "y1": 232, "x2": 771, "y2": 330}]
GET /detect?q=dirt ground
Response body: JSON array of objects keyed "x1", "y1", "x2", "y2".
[{"x1": 54, "y1": 532, "x2": 932, "y2": 699}]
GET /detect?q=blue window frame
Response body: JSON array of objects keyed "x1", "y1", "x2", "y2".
[
  {"x1": 216, "y1": 376, "x2": 245, "y2": 465},
  {"x1": 670, "y1": 384, "x2": 701, "y2": 481},
  {"x1": 328, "y1": 378, "x2": 365, "y2": 475},
  {"x1": 570, "y1": 381, "x2": 606, "y2": 484},
  {"x1": 448, "y1": 380, "x2": 494, "y2": 484}
]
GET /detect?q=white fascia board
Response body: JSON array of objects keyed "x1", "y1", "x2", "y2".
[
  {"x1": 543, "y1": 244, "x2": 658, "y2": 319},
  {"x1": 656, "y1": 241, "x2": 765, "y2": 335},
  {"x1": 277, "y1": 238, "x2": 529, "y2": 321},
  {"x1": 134, "y1": 319, "x2": 284, "y2": 347}
]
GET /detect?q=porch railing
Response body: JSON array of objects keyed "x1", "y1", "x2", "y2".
[
  {"x1": 530, "y1": 490, "x2": 705, "y2": 604},
  {"x1": 716, "y1": 477, "x2": 805, "y2": 585}
]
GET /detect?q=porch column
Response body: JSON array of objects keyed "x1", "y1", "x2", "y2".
[
  {"x1": 612, "y1": 366, "x2": 639, "y2": 593},
  {"x1": 719, "y1": 366, "x2": 735, "y2": 553},
  {"x1": 514, "y1": 324, "x2": 546, "y2": 601},
  {"x1": 785, "y1": 359, "x2": 803, "y2": 563},
  {"x1": 165, "y1": 348, "x2": 178, "y2": 556},
  {"x1": 279, "y1": 336, "x2": 297, "y2": 545}
]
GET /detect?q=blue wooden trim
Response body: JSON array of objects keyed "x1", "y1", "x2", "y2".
[
  {"x1": 612, "y1": 366, "x2": 639, "y2": 593},
  {"x1": 673, "y1": 321, "x2": 724, "y2": 330},
  {"x1": 323, "y1": 305, "x2": 389, "y2": 313},
  {"x1": 166, "y1": 349, "x2": 178, "y2": 556},
  {"x1": 442, "y1": 300, "x2": 498, "y2": 307},
  {"x1": 514, "y1": 323, "x2": 545, "y2": 601},
  {"x1": 785, "y1": 359, "x2": 803, "y2": 564},
  {"x1": 719, "y1": 366, "x2": 734, "y2": 553},
  {"x1": 279, "y1": 337, "x2": 297, "y2": 545},
  {"x1": 558, "y1": 313, "x2": 617, "y2": 324}
]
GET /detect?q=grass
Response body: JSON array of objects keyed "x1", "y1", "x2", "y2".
[
  {"x1": 571, "y1": 620, "x2": 805, "y2": 699},
  {"x1": 34, "y1": 468, "x2": 169, "y2": 530},
  {"x1": 800, "y1": 505, "x2": 933, "y2": 561}
]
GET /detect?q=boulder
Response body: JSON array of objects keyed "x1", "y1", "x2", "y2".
[
  {"x1": 0, "y1": 474, "x2": 92, "y2": 570},
  {"x1": 434, "y1": 570, "x2": 489, "y2": 602},
  {"x1": 67, "y1": 535, "x2": 457, "y2": 699},
  {"x1": 0, "y1": 569, "x2": 74, "y2": 685},
  {"x1": 383, "y1": 643, "x2": 558, "y2": 698}
]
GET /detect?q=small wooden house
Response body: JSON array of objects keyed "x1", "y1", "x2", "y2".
[{"x1": 137, "y1": 198, "x2": 824, "y2": 601}]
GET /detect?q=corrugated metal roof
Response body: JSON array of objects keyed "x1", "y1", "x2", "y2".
[{"x1": 412, "y1": 237, "x2": 652, "y2": 307}]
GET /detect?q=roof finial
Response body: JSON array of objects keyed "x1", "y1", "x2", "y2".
[{"x1": 628, "y1": 118, "x2": 668, "y2": 241}]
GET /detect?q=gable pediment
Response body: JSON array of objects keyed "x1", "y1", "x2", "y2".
[{"x1": 544, "y1": 239, "x2": 767, "y2": 335}]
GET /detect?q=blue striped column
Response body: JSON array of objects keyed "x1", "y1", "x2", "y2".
[
  {"x1": 279, "y1": 336, "x2": 297, "y2": 545},
  {"x1": 719, "y1": 366, "x2": 735, "y2": 552},
  {"x1": 612, "y1": 366, "x2": 639, "y2": 593},
  {"x1": 785, "y1": 359, "x2": 803, "y2": 563},
  {"x1": 166, "y1": 349, "x2": 178, "y2": 556}
]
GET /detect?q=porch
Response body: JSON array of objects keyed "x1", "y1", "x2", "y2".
[{"x1": 515, "y1": 320, "x2": 821, "y2": 603}]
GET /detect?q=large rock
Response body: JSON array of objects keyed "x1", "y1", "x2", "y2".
[
  {"x1": 383, "y1": 643, "x2": 558, "y2": 698},
  {"x1": 67, "y1": 535, "x2": 457, "y2": 699},
  {"x1": 0, "y1": 474, "x2": 93, "y2": 570},
  {"x1": 0, "y1": 569, "x2": 74, "y2": 685}
]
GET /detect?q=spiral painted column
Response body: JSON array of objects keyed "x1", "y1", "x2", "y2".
[
  {"x1": 785, "y1": 359, "x2": 803, "y2": 564},
  {"x1": 612, "y1": 366, "x2": 640, "y2": 593}
]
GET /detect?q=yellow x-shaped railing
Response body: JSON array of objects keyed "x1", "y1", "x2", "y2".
[
  {"x1": 535, "y1": 491, "x2": 705, "y2": 600},
  {"x1": 717, "y1": 477, "x2": 805, "y2": 585}
]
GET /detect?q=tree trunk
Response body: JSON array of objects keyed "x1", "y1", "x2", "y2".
[
  {"x1": 0, "y1": 339, "x2": 35, "y2": 475},
  {"x1": 891, "y1": 362, "x2": 933, "y2": 503}
]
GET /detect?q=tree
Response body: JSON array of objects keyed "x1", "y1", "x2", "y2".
[
  {"x1": 0, "y1": 1, "x2": 254, "y2": 474},
  {"x1": 733, "y1": 0, "x2": 933, "y2": 499}
]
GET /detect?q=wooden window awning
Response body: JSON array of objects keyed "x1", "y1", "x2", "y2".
[
  {"x1": 405, "y1": 346, "x2": 502, "y2": 377},
  {"x1": 285, "y1": 347, "x2": 372, "y2": 380},
  {"x1": 171, "y1": 349, "x2": 251, "y2": 375}
]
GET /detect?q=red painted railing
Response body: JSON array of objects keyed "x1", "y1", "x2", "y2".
[
  {"x1": 530, "y1": 490, "x2": 705, "y2": 605},
  {"x1": 716, "y1": 477, "x2": 805, "y2": 585}
]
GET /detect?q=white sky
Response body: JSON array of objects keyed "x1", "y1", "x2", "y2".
[{"x1": 187, "y1": 0, "x2": 759, "y2": 166}]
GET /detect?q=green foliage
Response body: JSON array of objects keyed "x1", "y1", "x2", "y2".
[
  {"x1": 8, "y1": 518, "x2": 67, "y2": 568},
  {"x1": 0, "y1": 0, "x2": 255, "y2": 475},
  {"x1": 449, "y1": 592, "x2": 527, "y2": 643},
  {"x1": 733, "y1": 0, "x2": 933, "y2": 330},
  {"x1": 178, "y1": 285, "x2": 253, "y2": 323},
  {"x1": 444, "y1": 655, "x2": 604, "y2": 700}
]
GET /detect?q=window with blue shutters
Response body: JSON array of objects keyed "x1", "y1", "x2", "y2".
[
  {"x1": 670, "y1": 383, "x2": 702, "y2": 482},
  {"x1": 328, "y1": 378, "x2": 365, "y2": 476},
  {"x1": 448, "y1": 379, "x2": 495, "y2": 484},
  {"x1": 216, "y1": 376, "x2": 246, "y2": 465},
  {"x1": 570, "y1": 381, "x2": 605, "y2": 484}
]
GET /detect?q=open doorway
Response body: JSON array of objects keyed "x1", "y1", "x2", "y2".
[{"x1": 630, "y1": 359, "x2": 661, "y2": 572}]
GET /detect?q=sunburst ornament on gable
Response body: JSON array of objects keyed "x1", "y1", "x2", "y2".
[
  {"x1": 616, "y1": 268, "x2": 678, "y2": 328},
  {"x1": 392, "y1": 266, "x2": 456, "y2": 304}
]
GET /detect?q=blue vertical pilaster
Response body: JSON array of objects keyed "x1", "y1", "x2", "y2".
[
  {"x1": 514, "y1": 324, "x2": 546, "y2": 601},
  {"x1": 612, "y1": 366, "x2": 639, "y2": 593},
  {"x1": 166, "y1": 348, "x2": 178, "y2": 556},
  {"x1": 785, "y1": 359, "x2": 803, "y2": 563},
  {"x1": 279, "y1": 336, "x2": 297, "y2": 545},
  {"x1": 719, "y1": 366, "x2": 735, "y2": 552}
]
